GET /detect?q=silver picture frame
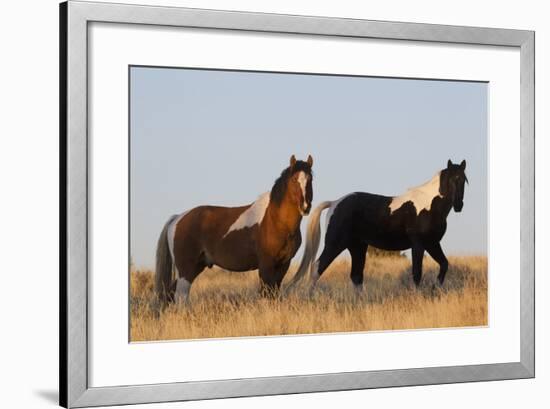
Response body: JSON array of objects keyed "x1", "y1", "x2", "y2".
[{"x1": 60, "y1": 1, "x2": 535, "y2": 407}]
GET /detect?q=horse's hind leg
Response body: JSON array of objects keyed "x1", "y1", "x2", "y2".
[
  {"x1": 349, "y1": 243, "x2": 368, "y2": 293},
  {"x1": 311, "y1": 243, "x2": 345, "y2": 289},
  {"x1": 174, "y1": 254, "x2": 206, "y2": 305},
  {"x1": 425, "y1": 242, "x2": 449, "y2": 285},
  {"x1": 174, "y1": 276, "x2": 191, "y2": 305}
]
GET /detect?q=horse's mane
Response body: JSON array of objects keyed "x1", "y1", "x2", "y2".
[{"x1": 270, "y1": 161, "x2": 312, "y2": 205}]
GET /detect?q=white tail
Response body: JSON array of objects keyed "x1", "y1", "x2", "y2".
[
  {"x1": 155, "y1": 214, "x2": 178, "y2": 309},
  {"x1": 285, "y1": 201, "x2": 332, "y2": 291}
]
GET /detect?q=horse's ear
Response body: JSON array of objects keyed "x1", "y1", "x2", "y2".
[
  {"x1": 460, "y1": 159, "x2": 466, "y2": 170},
  {"x1": 289, "y1": 155, "x2": 297, "y2": 168},
  {"x1": 307, "y1": 154, "x2": 313, "y2": 167},
  {"x1": 447, "y1": 159, "x2": 453, "y2": 169}
]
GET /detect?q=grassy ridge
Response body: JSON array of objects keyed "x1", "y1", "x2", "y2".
[{"x1": 130, "y1": 256, "x2": 487, "y2": 341}]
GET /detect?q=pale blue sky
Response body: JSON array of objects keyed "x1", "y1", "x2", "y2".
[{"x1": 130, "y1": 67, "x2": 487, "y2": 269}]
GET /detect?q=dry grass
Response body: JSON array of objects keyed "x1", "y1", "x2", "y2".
[{"x1": 130, "y1": 255, "x2": 487, "y2": 341}]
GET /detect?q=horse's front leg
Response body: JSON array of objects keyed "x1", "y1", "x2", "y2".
[
  {"x1": 425, "y1": 242, "x2": 449, "y2": 285},
  {"x1": 410, "y1": 238, "x2": 425, "y2": 287},
  {"x1": 258, "y1": 263, "x2": 280, "y2": 298},
  {"x1": 349, "y1": 243, "x2": 368, "y2": 294},
  {"x1": 275, "y1": 261, "x2": 291, "y2": 296}
]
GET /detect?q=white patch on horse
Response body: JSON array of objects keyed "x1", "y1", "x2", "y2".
[
  {"x1": 174, "y1": 277, "x2": 191, "y2": 304},
  {"x1": 224, "y1": 192, "x2": 270, "y2": 237},
  {"x1": 389, "y1": 172, "x2": 442, "y2": 215},
  {"x1": 297, "y1": 171, "x2": 308, "y2": 200},
  {"x1": 325, "y1": 194, "x2": 354, "y2": 232},
  {"x1": 167, "y1": 211, "x2": 189, "y2": 275}
]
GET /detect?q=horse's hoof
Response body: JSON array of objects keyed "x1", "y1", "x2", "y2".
[
  {"x1": 353, "y1": 285, "x2": 364, "y2": 300},
  {"x1": 174, "y1": 300, "x2": 190, "y2": 311},
  {"x1": 430, "y1": 283, "x2": 444, "y2": 298}
]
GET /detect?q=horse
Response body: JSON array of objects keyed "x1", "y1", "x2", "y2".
[
  {"x1": 286, "y1": 160, "x2": 468, "y2": 293},
  {"x1": 155, "y1": 155, "x2": 314, "y2": 307}
]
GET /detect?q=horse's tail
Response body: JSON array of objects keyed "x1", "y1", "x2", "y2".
[
  {"x1": 285, "y1": 201, "x2": 332, "y2": 292},
  {"x1": 155, "y1": 214, "x2": 178, "y2": 309}
]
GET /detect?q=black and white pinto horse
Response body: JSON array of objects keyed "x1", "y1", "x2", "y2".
[{"x1": 287, "y1": 160, "x2": 468, "y2": 292}]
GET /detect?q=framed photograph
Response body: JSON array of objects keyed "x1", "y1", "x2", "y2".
[{"x1": 60, "y1": 1, "x2": 534, "y2": 407}]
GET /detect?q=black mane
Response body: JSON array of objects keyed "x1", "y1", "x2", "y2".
[{"x1": 270, "y1": 161, "x2": 312, "y2": 205}]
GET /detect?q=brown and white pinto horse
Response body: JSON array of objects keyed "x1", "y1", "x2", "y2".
[{"x1": 155, "y1": 155, "x2": 314, "y2": 307}]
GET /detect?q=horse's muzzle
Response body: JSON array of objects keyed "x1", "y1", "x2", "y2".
[{"x1": 454, "y1": 201, "x2": 464, "y2": 212}]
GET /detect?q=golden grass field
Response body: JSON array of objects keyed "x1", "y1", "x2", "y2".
[{"x1": 130, "y1": 255, "x2": 487, "y2": 341}]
